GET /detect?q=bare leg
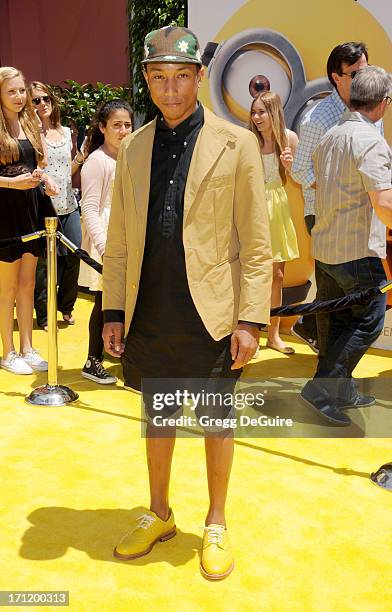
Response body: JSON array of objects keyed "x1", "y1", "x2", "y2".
[
  {"x1": 146, "y1": 423, "x2": 176, "y2": 521},
  {"x1": 15, "y1": 253, "x2": 38, "y2": 354},
  {"x1": 204, "y1": 429, "x2": 234, "y2": 527},
  {"x1": 0, "y1": 259, "x2": 20, "y2": 356},
  {"x1": 268, "y1": 261, "x2": 286, "y2": 348}
]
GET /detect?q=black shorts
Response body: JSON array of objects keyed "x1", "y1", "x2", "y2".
[{"x1": 122, "y1": 326, "x2": 241, "y2": 431}]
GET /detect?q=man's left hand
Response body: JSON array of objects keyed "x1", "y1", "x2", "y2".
[{"x1": 230, "y1": 323, "x2": 260, "y2": 370}]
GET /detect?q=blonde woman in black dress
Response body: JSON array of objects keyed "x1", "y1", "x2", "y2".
[{"x1": 0, "y1": 67, "x2": 58, "y2": 375}]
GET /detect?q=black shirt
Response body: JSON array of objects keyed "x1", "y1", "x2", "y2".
[{"x1": 129, "y1": 103, "x2": 208, "y2": 337}]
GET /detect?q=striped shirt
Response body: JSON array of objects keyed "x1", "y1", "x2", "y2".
[
  {"x1": 311, "y1": 111, "x2": 392, "y2": 264},
  {"x1": 291, "y1": 89, "x2": 346, "y2": 216}
]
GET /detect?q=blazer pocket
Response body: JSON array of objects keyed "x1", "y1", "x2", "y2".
[{"x1": 200, "y1": 175, "x2": 233, "y2": 191}]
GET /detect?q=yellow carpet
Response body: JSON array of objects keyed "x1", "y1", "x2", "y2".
[{"x1": 0, "y1": 293, "x2": 391, "y2": 611}]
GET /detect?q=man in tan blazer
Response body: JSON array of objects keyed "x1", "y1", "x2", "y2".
[{"x1": 102, "y1": 26, "x2": 272, "y2": 580}]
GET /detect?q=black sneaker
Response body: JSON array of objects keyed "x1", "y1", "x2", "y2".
[
  {"x1": 338, "y1": 394, "x2": 376, "y2": 409},
  {"x1": 300, "y1": 391, "x2": 351, "y2": 426},
  {"x1": 291, "y1": 320, "x2": 319, "y2": 354},
  {"x1": 82, "y1": 356, "x2": 117, "y2": 385}
]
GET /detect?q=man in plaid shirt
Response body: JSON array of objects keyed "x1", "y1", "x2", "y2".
[{"x1": 291, "y1": 42, "x2": 369, "y2": 353}]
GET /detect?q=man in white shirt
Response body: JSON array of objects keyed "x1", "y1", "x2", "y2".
[{"x1": 300, "y1": 66, "x2": 392, "y2": 427}]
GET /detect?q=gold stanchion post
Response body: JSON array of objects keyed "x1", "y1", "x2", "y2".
[
  {"x1": 26, "y1": 217, "x2": 79, "y2": 406},
  {"x1": 47, "y1": 216, "x2": 58, "y2": 386}
]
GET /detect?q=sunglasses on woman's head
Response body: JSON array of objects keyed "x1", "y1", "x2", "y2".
[{"x1": 32, "y1": 96, "x2": 51, "y2": 105}]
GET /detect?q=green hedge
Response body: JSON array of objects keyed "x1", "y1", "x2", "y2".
[
  {"x1": 53, "y1": 80, "x2": 132, "y2": 130},
  {"x1": 128, "y1": 0, "x2": 186, "y2": 122}
]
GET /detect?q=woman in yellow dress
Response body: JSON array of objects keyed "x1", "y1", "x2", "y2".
[{"x1": 250, "y1": 91, "x2": 299, "y2": 353}]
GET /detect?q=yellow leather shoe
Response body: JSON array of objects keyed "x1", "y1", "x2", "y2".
[
  {"x1": 200, "y1": 524, "x2": 234, "y2": 580},
  {"x1": 114, "y1": 509, "x2": 176, "y2": 560}
]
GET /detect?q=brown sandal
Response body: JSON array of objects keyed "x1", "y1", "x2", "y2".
[
  {"x1": 62, "y1": 313, "x2": 76, "y2": 325},
  {"x1": 266, "y1": 340, "x2": 295, "y2": 354}
]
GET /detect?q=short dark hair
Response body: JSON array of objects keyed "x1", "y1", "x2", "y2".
[{"x1": 327, "y1": 42, "x2": 368, "y2": 88}]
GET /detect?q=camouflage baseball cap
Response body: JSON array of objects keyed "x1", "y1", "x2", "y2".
[{"x1": 142, "y1": 26, "x2": 202, "y2": 65}]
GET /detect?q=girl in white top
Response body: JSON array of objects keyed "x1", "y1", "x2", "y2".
[
  {"x1": 30, "y1": 81, "x2": 83, "y2": 329},
  {"x1": 80, "y1": 100, "x2": 132, "y2": 384}
]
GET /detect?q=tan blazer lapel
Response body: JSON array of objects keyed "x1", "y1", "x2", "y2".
[
  {"x1": 126, "y1": 119, "x2": 156, "y2": 241},
  {"x1": 184, "y1": 111, "x2": 235, "y2": 223}
]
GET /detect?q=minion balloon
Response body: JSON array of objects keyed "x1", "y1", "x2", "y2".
[{"x1": 197, "y1": 0, "x2": 392, "y2": 325}]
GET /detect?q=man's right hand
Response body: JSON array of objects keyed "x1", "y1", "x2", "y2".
[{"x1": 103, "y1": 322, "x2": 125, "y2": 358}]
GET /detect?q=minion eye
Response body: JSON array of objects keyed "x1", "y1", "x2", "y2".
[
  {"x1": 221, "y1": 44, "x2": 292, "y2": 123},
  {"x1": 249, "y1": 75, "x2": 271, "y2": 97}
]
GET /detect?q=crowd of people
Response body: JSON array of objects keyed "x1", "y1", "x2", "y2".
[
  {"x1": 0, "y1": 39, "x2": 391, "y2": 395},
  {"x1": 0, "y1": 68, "x2": 133, "y2": 381},
  {"x1": 0, "y1": 37, "x2": 391, "y2": 398},
  {"x1": 0, "y1": 24, "x2": 391, "y2": 580}
]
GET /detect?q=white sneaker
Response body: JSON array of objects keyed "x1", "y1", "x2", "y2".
[
  {"x1": 1, "y1": 351, "x2": 33, "y2": 375},
  {"x1": 22, "y1": 348, "x2": 48, "y2": 371}
]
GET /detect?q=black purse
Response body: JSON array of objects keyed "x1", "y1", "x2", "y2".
[{"x1": 0, "y1": 163, "x2": 31, "y2": 177}]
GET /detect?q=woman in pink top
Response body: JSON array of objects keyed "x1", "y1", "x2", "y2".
[{"x1": 80, "y1": 100, "x2": 132, "y2": 384}]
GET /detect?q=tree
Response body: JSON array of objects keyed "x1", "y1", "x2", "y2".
[{"x1": 128, "y1": 0, "x2": 186, "y2": 123}]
